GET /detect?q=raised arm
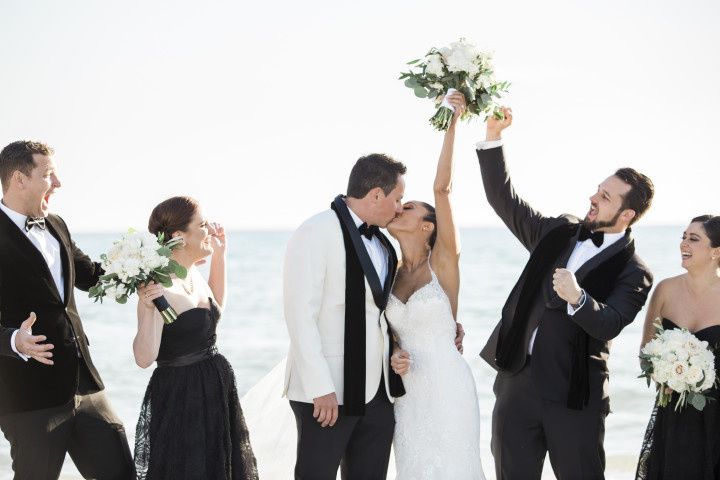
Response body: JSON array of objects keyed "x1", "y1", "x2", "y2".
[
  {"x1": 430, "y1": 91, "x2": 463, "y2": 319},
  {"x1": 477, "y1": 108, "x2": 556, "y2": 251},
  {"x1": 207, "y1": 222, "x2": 227, "y2": 309}
]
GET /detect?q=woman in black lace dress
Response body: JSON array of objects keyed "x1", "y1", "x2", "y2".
[
  {"x1": 133, "y1": 196, "x2": 258, "y2": 480},
  {"x1": 637, "y1": 215, "x2": 720, "y2": 479}
]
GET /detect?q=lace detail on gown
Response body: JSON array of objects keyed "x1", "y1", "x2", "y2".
[
  {"x1": 134, "y1": 300, "x2": 258, "y2": 480},
  {"x1": 385, "y1": 268, "x2": 486, "y2": 480}
]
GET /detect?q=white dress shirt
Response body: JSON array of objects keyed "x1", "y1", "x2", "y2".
[
  {"x1": 475, "y1": 139, "x2": 626, "y2": 353},
  {"x1": 0, "y1": 199, "x2": 65, "y2": 361},
  {"x1": 346, "y1": 205, "x2": 389, "y2": 288}
]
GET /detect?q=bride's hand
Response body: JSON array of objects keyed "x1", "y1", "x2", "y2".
[
  {"x1": 446, "y1": 91, "x2": 467, "y2": 123},
  {"x1": 137, "y1": 282, "x2": 164, "y2": 310},
  {"x1": 391, "y1": 348, "x2": 412, "y2": 376},
  {"x1": 207, "y1": 222, "x2": 227, "y2": 256}
]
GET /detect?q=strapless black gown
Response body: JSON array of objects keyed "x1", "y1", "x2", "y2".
[
  {"x1": 637, "y1": 318, "x2": 720, "y2": 479},
  {"x1": 134, "y1": 299, "x2": 258, "y2": 480}
]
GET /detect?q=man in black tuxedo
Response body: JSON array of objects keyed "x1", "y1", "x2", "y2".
[
  {"x1": 476, "y1": 109, "x2": 654, "y2": 480},
  {"x1": 0, "y1": 141, "x2": 134, "y2": 479}
]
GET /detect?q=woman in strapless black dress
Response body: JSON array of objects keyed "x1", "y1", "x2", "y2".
[
  {"x1": 637, "y1": 215, "x2": 720, "y2": 479},
  {"x1": 133, "y1": 196, "x2": 258, "y2": 480}
]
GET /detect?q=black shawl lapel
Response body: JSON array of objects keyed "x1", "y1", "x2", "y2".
[
  {"x1": 45, "y1": 216, "x2": 72, "y2": 305},
  {"x1": 0, "y1": 209, "x2": 63, "y2": 303},
  {"x1": 574, "y1": 229, "x2": 633, "y2": 284},
  {"x1": 332, "y1": 195, "x2": 385, "y2": 309},
  {"x1": 376, "y1": 230, "x2": 397, "y2": 308}
]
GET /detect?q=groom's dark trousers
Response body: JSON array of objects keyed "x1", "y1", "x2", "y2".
[
  {"x1": 476, "y1": 146, "x2": 652, "y2": 480},
  {"x1": 289, "y1": 380, "x2": 394, "y2": 480},
  {"x1": 0, "y1": 210, "x2": 134, "y2": 479}
]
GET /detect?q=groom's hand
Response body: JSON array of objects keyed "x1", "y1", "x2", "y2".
[
  {"x1": 313, "y1": 392, "x2": 339, "y2": 428},
  {"x1": 15, "y1": 312, "x2": 54, "y2": 365},
  {"x1": 486, "y1": 106, "x2": 513, "y2": 141},
  {"x1": 552, "y1": 268, "x2": 583, "y2": 305}
]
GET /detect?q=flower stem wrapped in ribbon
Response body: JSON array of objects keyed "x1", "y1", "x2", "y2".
[
  {"x1": 89, "y1": 230, "x2": 187, "y2": 324},
  {"x1": 400, "y1": 38, "x2": 510, "y2": 131},
  {"x1": 639, "y1": 319, "x2": 718, "y2": 411}
]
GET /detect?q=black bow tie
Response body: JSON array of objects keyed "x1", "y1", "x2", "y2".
[
  {"x1": 358, "y1": 223, "x2": 379, "y2": 240},
  {"x1": 578, "y1": 226, "x2": 604, "y2": 247},
  {"x1": 24, "y1": 216, "x2": 46, "y2": 232}
]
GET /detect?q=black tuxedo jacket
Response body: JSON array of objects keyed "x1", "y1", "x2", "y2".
[
  {"x1": 477, "y1": 146, "x2": 653, "y2": 406},
  {"x1": 0, "y1": 210, "x2": 104, "y2": 415}
]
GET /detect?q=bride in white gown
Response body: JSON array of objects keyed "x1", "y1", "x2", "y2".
[
  {"x1": 240, "y1": 92, "x2": 484, "y2": 479},
  {"x1": 384, "y1": 91, "x2": 485, "y2": 479}
]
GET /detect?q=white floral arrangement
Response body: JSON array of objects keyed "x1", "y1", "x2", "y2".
[
  {"x1": 89, "y1": 230, "x2": 186, "y2": 323},
  {"x1": 639, "y1": 319, "x2": 717, "y2": 411},
  {"x1": 400, "y1": 38, "x2": 509, "y2": 130}
]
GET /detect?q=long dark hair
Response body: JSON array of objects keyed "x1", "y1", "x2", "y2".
[
  {"x1": 148, "y1": 196, "x2": 200, "y2": 240},
  {"x1": 692, "y1": 215, "x2": 720, "y2": 248},
  {"x1": 419, "y1": 202, "x2": 437, "y2": 249}
]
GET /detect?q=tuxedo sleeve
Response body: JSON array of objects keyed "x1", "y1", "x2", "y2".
[
  {"x1": 570, "y1": 262, "x2": 653, "y2": 341},
  {"x1": 0, "y1": 266, "x2": 18, "y2": 358},
  {"x1": 56, "y1": 216, "x2": 103, "y2": 291},
  {"x1": 283, "y1": 219, "x2": 336, "y2": 399},
  {"x1": 477, "y1": 146, "x2": 559, "y2": 251}
]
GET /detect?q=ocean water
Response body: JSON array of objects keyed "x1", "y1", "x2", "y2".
[{"x1": 0, "y1": 226, "x2": 685, "y2": 480}]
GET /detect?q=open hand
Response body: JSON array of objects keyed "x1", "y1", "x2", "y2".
[
  {"x1": 391, "y1": 348, "x2": 412, "y2": 376},
  {"x1": 208, "y1": 222, "x2": 227, "y2": 256},
  {"x1": 14, "y1": 312, "x2": 54, "y2": 365},
  {"x1": 313, "y1": 392, "x2": 339, "y2": 427}
]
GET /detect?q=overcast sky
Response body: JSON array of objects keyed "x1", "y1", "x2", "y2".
[{"x1": 1, "y1": 0, "x2": 718, "y2": 231}]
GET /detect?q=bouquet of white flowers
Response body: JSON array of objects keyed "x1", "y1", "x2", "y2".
[
  {"x1": 639, "y1": 319, "x2": 717, "y2": 411},
  {"x1": 89, "y1": 230, "x2": 186, "y2": 324},
  {"x1": 400, "y1": 38, "x2": 509, "y2": 131}
]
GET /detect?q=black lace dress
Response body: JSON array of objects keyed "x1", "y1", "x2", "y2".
[
  {"x1": 637, "y1": 318, "x2": 720, "y2": 479},
  {"x1": 134, "y1": 299, "x2": 258, "y2": 480}
]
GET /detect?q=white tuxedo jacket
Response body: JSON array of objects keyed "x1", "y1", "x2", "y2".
[{"x1": 282, "y1": 209, "x2": 395, "y2": 404}]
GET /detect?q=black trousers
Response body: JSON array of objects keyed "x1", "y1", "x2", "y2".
[
  {"x1": 0, "y1": 364, "x2": 134, "y2": 480},
  {"x1": 290, "y1": 381, "x2": 395, "y2": 480},
  {"x1": 491, "y1": 359, "x2": 608, "y2": 480}
]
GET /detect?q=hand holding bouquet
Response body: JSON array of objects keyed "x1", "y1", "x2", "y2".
[
  {"x1": 89, "y1": 230, "x2": 187, "y2": 324},
  {"x1": 639, "y1": 319, "x2": 717, "y2": 411},
  {"x1": 400, "y1": 38, "x2": 509, "y2": 130}
]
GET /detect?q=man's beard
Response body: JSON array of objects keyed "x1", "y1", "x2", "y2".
[{"x1": 583, "y1": 208, "x2": 622, "y2": 231}]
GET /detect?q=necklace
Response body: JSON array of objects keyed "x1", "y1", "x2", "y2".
[{"x1": 180, "y1": 274, "x2": 194, "y2": 295}]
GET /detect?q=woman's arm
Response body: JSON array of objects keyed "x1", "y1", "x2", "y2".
[
  {"x1": 133, "y1": 283, "x2": 165, "y2": 368},
  {"x1": 430, "y1": 92, "x2": 465, "y2": 319},
  {"x1": 640, "y1": 279, "x2": 667, "y2": 350},
  {"x1": 207, "y1": 222, "x2": 227, "y2": 309}
]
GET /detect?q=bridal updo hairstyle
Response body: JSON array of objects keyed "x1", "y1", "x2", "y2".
[
  {"x1": 148, "y1": 196, "x2": 200, "y2": 240},
  {"x1": 692, "y1": 215, "x2": 720, "y2": 262},
  {"x1": 347, "y1": 153, "x2": 406, "y2": 198}
]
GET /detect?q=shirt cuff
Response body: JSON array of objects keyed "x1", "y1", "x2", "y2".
[
  {"x1": 567, "y1": 290, "x2": 587, "y2": 316},
  {"x1": 10, "y1": 330, "x2": 29, "y2": 361},
  {"x1": 475, "y1": 139, "x2": 504, "y2": 150}
]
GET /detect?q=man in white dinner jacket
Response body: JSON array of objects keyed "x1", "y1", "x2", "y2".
[{"x1": 283, "y1": 153, "x2": 407, "y2": 480}]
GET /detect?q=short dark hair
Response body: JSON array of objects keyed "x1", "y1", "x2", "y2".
[
  {"x1": 614, "y1": 168, "x2": 654, "y2": 226},
  {"x1": 0, "y1": 140, "x2": 55, "y2": 191},
  {"x1": 692, "y1": 215, "x2": 720, "y2": 248},
  {"x1": 148, "y1": 196, "x2": 200, "y2": 240},
  {"x1": 346, "y1": 153, "x2": 406, "y2": 199},
  {"x1": 419, "y1": 202, "x2": 438, "y2": 249}
]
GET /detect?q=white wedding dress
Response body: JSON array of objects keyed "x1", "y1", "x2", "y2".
[{"x1": 385, "y1": 267, "x2": 485, "y2": 480}]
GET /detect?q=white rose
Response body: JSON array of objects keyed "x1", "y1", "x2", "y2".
[
  {"x1": 686, "y1": 365, "x2": 704, "y2": 385},
  {"x1": 424, "y1": 53, "x2": 445, "y2": 77},
  {"x1": 667, "y1": 377, "x2": 687, "y2": 393}
]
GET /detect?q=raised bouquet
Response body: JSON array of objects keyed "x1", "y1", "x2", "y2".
[
  {"x1": 639, "y1": 319, "x2": 717, "y2": 411},
  {"x1": 400, "y1": 38, "x2": 510, "y2": 130},
  {"x1": 89, "y1": 230, "x2": 186, "y2": 324}
]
